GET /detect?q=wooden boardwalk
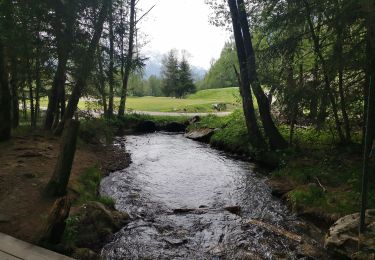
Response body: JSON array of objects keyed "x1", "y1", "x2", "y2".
[{"x1": 0, "y1": 233, "x2": 74, "y2": 260}]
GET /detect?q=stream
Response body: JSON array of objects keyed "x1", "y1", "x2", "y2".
[{"x1": 100, "y1": 133, "x2": 325, "y2": 259}]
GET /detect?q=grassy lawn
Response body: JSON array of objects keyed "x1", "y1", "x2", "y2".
[
  {"x1": 38, "y1": 87, "x2": 240, "y2": 113},
  {"x1": 122, "y1": 87, "x2": 240, "y2": 112}
]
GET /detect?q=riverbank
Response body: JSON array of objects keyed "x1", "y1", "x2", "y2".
[
  {"x1": 0, "y1": 123, "x2": 131, "y2": 258},
  {"x1": 183, "y1": 111, "x2": 374, "y2": 219}
]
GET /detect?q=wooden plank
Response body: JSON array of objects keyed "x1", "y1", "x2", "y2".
[
  {"x1": 0, "y1": 233, "x2": 74, "y2": 260},
  {"x1": 0, "y1": 250, "x2": 22, "y2": 260}
]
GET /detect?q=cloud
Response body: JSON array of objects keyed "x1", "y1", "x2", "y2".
[{"x1": 138, "y1": 0, "x2": 230, "y2": 69}]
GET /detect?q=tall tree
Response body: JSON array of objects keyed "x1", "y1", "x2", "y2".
[
  {"x1": 107, "y1": 0, "x2": 115, "y2": 118},
  {"x1": 236, "y1": 0, "x2": 288, "y2": 150},
  {"x1": 118, "y1": 0, "x2": 136, "y2": 117},
  {"x1": 44, "y1": 1, "x2": 77, "y2": 130},
  {"x1": 55, "y1": 0, "x2": 109, "y2": 134},
  {"x1": 161, "y1": 50, "x2": 180, "y2": 97},
  {"x1": 359, "y1": 0, "x2": 375, "y2": 234},
  {"x1": 228, "y1": 0, "x2": 266, "y2": 149},
  {"x1": 177, "y1": 56, "x2": 196, "y2": 98}
]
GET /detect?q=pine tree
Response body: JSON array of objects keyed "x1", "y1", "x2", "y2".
[
  {"x1": 161, "y1": 50, "x2": 179, "y2": 97},
  {"x1": 177, "y1": 57, "x2": 196, "y2": 98}
]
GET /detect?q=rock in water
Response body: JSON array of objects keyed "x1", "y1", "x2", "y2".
[
  {"x1": 73, "y1": 202, "x2": 130, "y2": 249},
  {"x1": 185, "y1": 128, "x2": 215, "y2": 143},
  {"x1": 325, "y1": 209, "x2": 375, "y2": 258},
  {"x1": 164, "y1": 122, "x2": 187, "y2": 132}
]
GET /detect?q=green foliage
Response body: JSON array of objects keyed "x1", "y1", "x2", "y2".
[
  {"x1": 79, "y1": 118, "x2": 116, "y2": 144},
  {"x1": 200, "y1": 42, "x2": 239, "y2": 90},
  {"x1": 61, "y1": 216, "x2": 79, "y2": 246},
  {"x1": 187, "y1": 87, "x2": 240, "y2": 101},
  {"x1": 128, "y1": 72, "x2": 147, "y2": 97},
  {"x1": 177, "y1": 57, "x2": 196, "y2": 97},
  {"x1": 190, "y1": 110, "x2": 255, "y2": 154},
  {"x1": 288, "y1": 185, "x2": 325, "y2": 209},
  {"x1": 161, "y1": 49, "x2": 180, "y2": 97},
  {"x1": 161, "y1": 50, "x2": 197, "y2": 98},
  {"x1": 147, "y1": 75, "x2": 163, "y2": 97}
]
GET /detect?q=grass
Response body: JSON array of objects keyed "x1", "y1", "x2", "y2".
[
  {"x1": 38, "y1": 87, "x2": 241, "y2": 113},
  {"x1": 74, "y1": 166, "x2": 115, "y2": 208},
  {"x1": 121, "y1": 87, "x2": 240, "y2": 112}
]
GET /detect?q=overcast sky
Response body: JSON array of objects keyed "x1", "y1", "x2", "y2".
[{"x1": 138, "y1": 0, "x2": 230, "y2": 69}]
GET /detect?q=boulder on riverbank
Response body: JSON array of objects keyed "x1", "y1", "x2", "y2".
[
  {"x1": 185, "y1": 128, "x2": 215, "y2": 143},
  {"x1": 325, "y1": 209, "x2": 375, "y2": 259},
  {"x1": 71, "y1": 202, "x2": 130, "y2": 250}
]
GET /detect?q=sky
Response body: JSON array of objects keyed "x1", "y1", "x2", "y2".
[{"x1": 138, "y1": 0, "x2": 230, "y2": 70}]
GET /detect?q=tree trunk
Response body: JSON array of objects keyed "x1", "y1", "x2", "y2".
[
  {"x1": 44, "y1": 2, "x2": 75, "y2": 130},
  {"x1": 3, "y1": 0, "x2": 18, "y2": 128},
  {"x1": 39, "y1": 196, "x2": 71, "y2": 244},
  {"x1": 35, "y1": 51, "x2": 41, "y2": 122},
  {"x1": 26, "y1": 58, "x2": 36, "y2": 128},
  {"x1": 0, "y1": 39, "x2": 11, "y2": 141},
  {"x1": 118, "y1": 0, "x2": 136, "y2": 117},
  {"x1": 54, "y1": 1, "x2": 109, "y2": 135},
  {"x1": 335, "y1": 25, "x2": 351, "y2": 142},
  {"x1": 44, "y1": 120, "x2": 80, "y2": 197},
  {"x1": 303, "y1": 0, "x2": 345, "y2": 143},
  {"x1": 359, "y1": 0, "x2": 375, "y2": 235},
  {"x1": 228, "y1": 0, "x2": 266, "y2": 149},
  {"x1": 21, "y1": 85, "x2": 27, "y2": 121},
  {"x1": 45, "y1": 57, "x2": 68, "y2": 130},
  {"x1": 97, "y1": 46, "x2": 108, "y2": 116},
  {"x1": 309, "y1": 61, "x2": 319, "y2": 122},
  {"x1": 107, "y1": 0, "x2": 115, "y2": 118},
  {"x1": 288, "y1": 63, "x2": 302, "y2": 146},
  {"x1": 363, "y1": 31, "x2": 371, "y2": 146},
  {"x1": 236, "y1": 0, "x2": 288, "y2": 150},
  {"x1": 10, "y1": 59, "x2": 19, "y2": 128}
]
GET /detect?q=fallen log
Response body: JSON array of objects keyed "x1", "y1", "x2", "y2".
[
  {"x1": 172, "y1": 206, "x2": 241, "y2": 216},
  {"x1": 246, "y1": 219, "x2": 302, "y2": 243}
]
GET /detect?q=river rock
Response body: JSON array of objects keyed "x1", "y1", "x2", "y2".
[
  {"x1": 325, "y1": 209, "x2": 375, "y2": 258},
  {"x1": 72, "y1": 248, "x2": 100, "y2": 260},
  {"x1": 72, "y1": 202, "x2": 130, "y2": 249},
  {"x1": 137, "y1": 120, "x2": 157, "y2": 133},
  {"x1": 224, "y1": 206, "x2": 241, "y2": 216},
  {"x1": 164, "y1": 122, "x2": 187, "y2": 132},
  {"x1": 185, "y1": 128, "x2": 215, "y2": 142}
]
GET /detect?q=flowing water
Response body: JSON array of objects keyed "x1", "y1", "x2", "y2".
[{"x1": 100, "y1": 133, "x2": 324, "y2": 259}]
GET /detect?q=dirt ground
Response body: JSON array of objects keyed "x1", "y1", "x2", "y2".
[{"x1": 0, "y1": 132, "x2": 99, "y2": 244}]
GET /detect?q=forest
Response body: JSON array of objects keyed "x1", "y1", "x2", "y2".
[{"x1": 0, "y1": 0, "x2": 374, "y2": 259}]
